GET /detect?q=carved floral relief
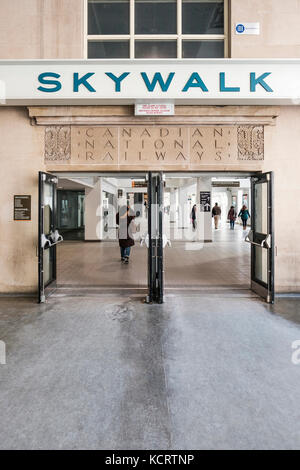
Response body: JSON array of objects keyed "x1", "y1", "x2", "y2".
[{"x1": 45, "y1": 126, "x2": 71, "y2": 161}]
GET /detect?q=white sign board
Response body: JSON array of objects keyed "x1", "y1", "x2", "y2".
[
  {"x1": 235, "y1": 23, "x2": 260, "y2": 35},
  {"x1": 0, "y1": 59, "x2": 300, "y2": 105},
  {"x1": 135, "y1": 103, "x2": 174, "y2": 115}
]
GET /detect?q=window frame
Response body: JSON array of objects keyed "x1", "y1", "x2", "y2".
[{"x1": 85, "y1": 0, "x2": 228, "y2": 59}]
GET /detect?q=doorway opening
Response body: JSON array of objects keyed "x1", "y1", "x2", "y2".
[
  {"x1": 163, "y1": 174, "x2": 252, "y2": 290},
  {"x1": 55, "y1": 173, "x2": 149, "y2": 290},
  {"x1": 38, "y1": 171, "x2": 274, "y2": 304}
]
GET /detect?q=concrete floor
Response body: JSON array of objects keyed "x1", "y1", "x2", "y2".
[
  {"x1": 57, "y1": 225, "x2": 250, "y2": 288},
  {"x1": 0, "y1": 293, "x2": 299, "y2": 449}
]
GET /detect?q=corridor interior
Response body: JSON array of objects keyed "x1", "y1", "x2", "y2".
[{"x1": 55, "y1": 174, "x2": 251, "y2": 289}]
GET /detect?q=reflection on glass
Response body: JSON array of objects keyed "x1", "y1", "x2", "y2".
[
  {"x1": 182, "y1": 40, "x2": 224, "y2": 58},
  {"x1": 43, "y1": 249, "x2": 52, "y2": 285},
  {"x1": 57, "y1": 191, "x2": 85, "y2": 241},
  {"x1": 88, "y1": 0, "x2": 129, "y2": 35},
  {"x1": 182, "y1": 0, "x2": 224, "y2": 34},
  {"x1": 88, "y1": 41, "x2": 129, "y2": 58},
  {"x1": 255, "y1": 182, "x2": 268, "y2": 234},
  {"x1": 135, "y1": 40, "x2": 177, "y2": 58},
  {"x1": 44, "y1": 182, "x2": 53, "y2": 235},
  {"x1": 254, "y1": 246, "x2": 268, "y2": 284},
  {"x1": 135, "y1": 0, "x2": 177, "y2": 34}
]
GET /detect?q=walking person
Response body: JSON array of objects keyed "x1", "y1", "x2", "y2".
[
  {"x1": 191, "y1": 204, "x2": 197, "y2": 231},
  {"x1": 238, "y1": 205, "x2": 251, "y2": 230},
  {"x1": 212, "y1": 202, "x2": 221, "y2": 229},
  {"x1": 116, "y1": 205, "x2": 136, "y2": 264},
  {"x1": 227, "y1": 205, "x2": 237, "y2": 230}
]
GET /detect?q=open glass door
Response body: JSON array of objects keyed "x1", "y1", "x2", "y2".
[
  {"x1": 38, "y1": 172, "x2": 63, "y2": 303},
  {"x1": 246, "y1": 172, "x2": 274, "y2": 303},
  {"x1": 147, "y1": 172, "x2": 164, "y2": 303}
]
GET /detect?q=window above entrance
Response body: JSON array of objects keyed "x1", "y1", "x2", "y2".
[{"x1": 87, "y1": 0, "x2": 227, "y2": 59}]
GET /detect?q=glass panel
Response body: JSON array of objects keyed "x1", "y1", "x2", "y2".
[
  {"x1": 182, "y1": 40, "x2": 224, "y2": 58},
  {"x1": 135, "y1": 40, "x2": 177, "y2": 58},
  {"x1": 57, "y1": 191, "x2": 85, "y2": 241},
  {"x1": 88, "y1": 41, "x2": 129, "y2": 58},
  {"x1": 254, "y1": 182, "x2": 268, "y2": 234},
  {"x1": 43, "y1": 249, "x2": 53, "y2": 285},
  {"x1": 44, "y1": 182, "x2": 53, "y2": 235},
  {"x1": 254, "y1": 246, "x2": 268, "y2": 285},
  {"x1": 182, "y1": 0, "x2": 224, "y2": 34},
  {"x1": 88, "y1": 0, "x2": 129, "y2": 35},
  {"x1": 135, "y1": 0, "x2": 177, "y2": 34}
]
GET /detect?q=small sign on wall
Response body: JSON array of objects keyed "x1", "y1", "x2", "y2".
[
  {"x1": 135, "y1": 103, "x2": 174, "y2": 116},
  {"x1": 200, "y1": 192, "x2": 211, "y2": 212},
  {"x1": 14, "y1": 195, "x2": 31, "y2": 221},
  {"x1": 235, "y1": 23, "x2": 260, "y2": 35}
]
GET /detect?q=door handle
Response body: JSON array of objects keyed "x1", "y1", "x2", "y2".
[
  {"x1": 49, "y1": 230, "x2": 64, "y2": 245},
  {"x1": 41, "y1": 231, "x2": 64, "y2": 249},
  {"x1": 245, "y1": 230, "x2": 271, "y2": 249}
]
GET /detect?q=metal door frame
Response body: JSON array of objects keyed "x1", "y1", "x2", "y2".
[
  {"x1": 249, "y1": 171, "x2": 274, "y2": 303},
  {"x1": 147, "y1": 171, "x2": 164, "y2": 304},
  {"x1": 38, "y1": 171, "x2": 60, "y2": 303}
]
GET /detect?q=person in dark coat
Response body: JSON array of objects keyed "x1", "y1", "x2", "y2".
[
  {"x1": 116, "y1": 205, "x2": 135, "y2": 264},
  {"x1": 191, "y1": 204, "x2": 197, "y2": 230},
  {"x1": 227, "y1": 205, "x2": 237, "y2": 230},
  {"x1": 212, "y1": 202, "x2": 221, "y2": 229}
]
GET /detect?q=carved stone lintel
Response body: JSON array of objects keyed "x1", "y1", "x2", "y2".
[
  {"x1": 237, "y1": 125, "x2": 264, "y2": 160},
  {"x1": 44, "y1": 124, "x2": 264, "y2": 164},
  {"x1": 45, "y1": 126, "x2": 71, "y2": 161}
]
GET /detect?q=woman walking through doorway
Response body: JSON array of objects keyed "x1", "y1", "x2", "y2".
[
  {"x1": 116, "y1": 205, "x2": 136, "y2": 264},
  {"x1": 238, "y1": 205, "x2": 251, "y2": 230}
]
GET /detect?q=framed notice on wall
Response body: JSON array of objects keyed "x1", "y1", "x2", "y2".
[
  {"x1": 14, "y1": 195, "x2": 31, "y2": 221},
  {"x1": 200, "y1": 191, "x2": 211, "y2": 212}
]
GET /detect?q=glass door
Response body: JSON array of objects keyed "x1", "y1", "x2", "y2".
[
  {"x1": 147, "y1": 172, "x2": 164, "y2": 303},
  {"x1": 38, "y1": 172, "x2": 63, "y2": 303},
  {"x1": 246, "y1": 172, "x2": 274, "y2": 303}
]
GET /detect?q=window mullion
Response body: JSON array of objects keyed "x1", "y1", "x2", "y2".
[
  {"x1": 130, "y1": 0, "x2": 135, "y2": 58},
  {"x1": 177, "y1": 0, "x2": 182, "y2": 58}
]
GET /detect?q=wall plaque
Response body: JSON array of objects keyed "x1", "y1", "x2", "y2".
[{"x1": 14, "y1": 195, "x2": 31, "y2": 221}]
